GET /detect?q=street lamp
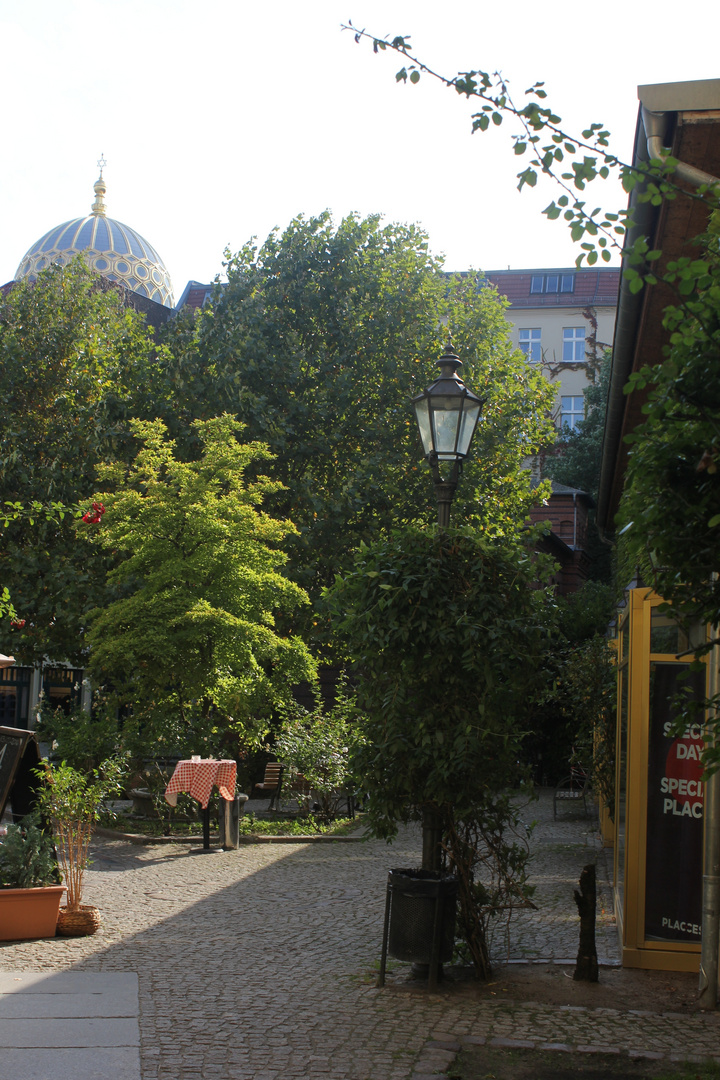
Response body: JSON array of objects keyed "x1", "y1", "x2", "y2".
[
  {"x1": 412, "y1": 343, "x2": 484, "y2": 874},
  {"x1": 412, "y1": 343, "x2": 484, "y2": 527}
]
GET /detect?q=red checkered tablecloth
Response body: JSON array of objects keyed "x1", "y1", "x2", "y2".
[{"x1": 164, "y1": 759, "x2": 237, "y2": 809}]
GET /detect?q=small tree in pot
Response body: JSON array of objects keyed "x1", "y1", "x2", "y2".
[
  {"x1": 35, "y1": 758, "x2": 124, "y2": 936},
  {"x1": 326, "y1": 526, "x2": 553, "y2": 978}
]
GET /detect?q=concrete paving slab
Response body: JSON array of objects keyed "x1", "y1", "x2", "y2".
[
  {"x1": 0, "y1": 1046, "x2": 141, "y2": 1080},
  {"x1": 0, "y1": 1016, "x2": 140, "y2": 1047},
  {"x1": 0, "y1": 970, "x2": 140, "y2": 1079},
  {"x1": 0, "y1": 991, "x2": 137, "y2": 1018},
  {"x1": 0, "y1": 971, "x2": 138, "y2": 993}
]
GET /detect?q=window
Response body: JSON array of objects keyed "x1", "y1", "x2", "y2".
[
  {"x1": 518, "y1": 328, "x2": 541, "y2": 363},
  {"x1": 561, "y1": 396, "x2": 584, "y2": 430},
  {"x1": 563, "y1": 326, "x2": 586, "y2": 362},
  {"x1": 529, "y1": 272, "x2": 575, "y2": 294},
  {"x1": 43, "y1": 667, "x2": 84, "y2": 717},
  {"x1": 0, "y1": 666, "x2": 31, "y2": 727}
]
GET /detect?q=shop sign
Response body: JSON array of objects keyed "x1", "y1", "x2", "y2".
[{"x1": 645, "y1": 663, "x2": 705, "y2": 942}]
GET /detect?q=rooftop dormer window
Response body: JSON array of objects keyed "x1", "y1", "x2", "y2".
[{"x1": 529, "y1": 273, "x2": 575, "y2": 295}]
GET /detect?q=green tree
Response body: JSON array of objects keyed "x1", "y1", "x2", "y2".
[
  {"x1": 544, "y1": 349, "x2": 613, "y2": 582},
  {"x1": 545, "y1": 348, "x2": 610, "y2": 499},
  {"x1": 0, "y1": 261, "x2": 161, "y2": 664},
  {"x1": 0, "y1": 221, "x2": 555, "y2": 665},
  {"x1": 85, "y1": 415, "x2": 316, "y2": 758},
  {"x1": 527, "y1": 580, "x2": 616, "y2": 792},
  {"x1": 325, "y1": 526, "x2": 554, "y2": 976},
  {"x1": 159, "y1": 212, "x2": 555, "y2": 617}
]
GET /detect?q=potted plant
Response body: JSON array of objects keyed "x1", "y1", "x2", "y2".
[
  {"x1": 0, "y1": 816, "x2": 66, "y2": 941},
  {"x1": 327, "y1": 528, "x2": 547, "y2": 981},
  {"x1": 35, "y1": 757, "x2": 124, "y2": 937}
]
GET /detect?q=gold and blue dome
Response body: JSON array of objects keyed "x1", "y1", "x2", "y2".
[{"x1": 15, "y1": 168, "x2": 174, "y2": 308}]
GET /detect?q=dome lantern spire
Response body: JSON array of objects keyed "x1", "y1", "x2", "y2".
[
  {"x1": 91, "y1": 154, "x2": 107, "y2": 216},
  {"x1": 15, "y1": 155, "x2": 175, "y2": 307}
]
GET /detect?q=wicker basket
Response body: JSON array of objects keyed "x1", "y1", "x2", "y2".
[{"x1": 56, "y1": 905, "x2": 101, "y2": 937}]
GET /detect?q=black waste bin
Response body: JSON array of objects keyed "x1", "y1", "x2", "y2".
[
  {"x1": 378, "y1": 868, "x2": 459, "y2": 989},
  {"x1": 218, "y1": 793, "x2": 248, "y2": 850},
  {"x1": 387, "y1": 868, "x2": 458, "y2": 963}
]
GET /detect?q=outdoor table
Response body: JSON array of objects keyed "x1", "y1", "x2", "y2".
[{"x1": 164, "y1": 759, "x2": 237, "y2": 850}]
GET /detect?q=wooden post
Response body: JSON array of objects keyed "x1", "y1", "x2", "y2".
[{"x1": 573, "y1": 863, "x2": 599, "y2": 982}]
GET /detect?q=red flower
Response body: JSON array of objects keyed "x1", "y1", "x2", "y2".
[
  {"x1": 82, "y1": 502, "x2": 106, "y2": 525},
  {"x1": 10, "y1": 618, "x2": 25, "y2": 629}
]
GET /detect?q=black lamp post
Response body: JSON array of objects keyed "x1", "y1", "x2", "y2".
[
  {"x1": 412, "y1": 343, "x2": 484, "y2": 528},
  {"x1": 412, "y1": 342, "x2": 484, "y2": 873}
]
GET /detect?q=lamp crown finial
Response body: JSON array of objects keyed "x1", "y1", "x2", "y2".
[{"x1": 437, "y1": 341, "x2": 462, "y2": 377}]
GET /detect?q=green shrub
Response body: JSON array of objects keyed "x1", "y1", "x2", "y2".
[
  {"x1": 36, "y1": 702, "x2": 121, "y2": 773},
  {"x1": 325, "y1": 526, "x2": 552, "y2": 978},
  {"x1": 0, "y1": 817, "x2": 57, "y2": 889},
  {"x1": 275, "y1": 678, "x2": 364, "y2": 822}
]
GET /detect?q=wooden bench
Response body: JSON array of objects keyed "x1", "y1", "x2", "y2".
[
  {"x1": 252, "y1": 763, "x2": 284, "y2": 810},
  {"x1": 553, "y1": 766, "x2": 591, "y2": 820}
]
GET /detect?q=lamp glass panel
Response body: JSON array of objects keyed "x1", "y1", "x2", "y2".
[
  {"x1": 430, "y1": 397, "x2": 462, "y2": 458},
  {"x1": 456, "y1": 400, "x2": 481, "y2": 457},
  {"x1": 413, "y1": 397, "x2": 433, "y2": 456}
]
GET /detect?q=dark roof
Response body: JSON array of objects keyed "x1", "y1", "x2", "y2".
[
  {"x1": 548, "y1": 481, "x2": 595, "y2": 507},
  {"x1": 484, "y1": 267, "x2": 621, "y2": 309},
  {"x1": 174, "y1": 280, "x2": 215, "y2": 311}
]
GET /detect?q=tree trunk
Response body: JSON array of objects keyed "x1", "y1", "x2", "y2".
[{"x1": 573, "y1": 863, "x2": 599, "y2": 982}]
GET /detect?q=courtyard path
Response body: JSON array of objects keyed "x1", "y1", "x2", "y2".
[{"x1": 1, "y1": 790, "x2": 718, "y2": 1079}]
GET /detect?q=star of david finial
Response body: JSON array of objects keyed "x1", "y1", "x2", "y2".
[{"x1": 92, "y1": 155, "x2": 108, "y2": 215}]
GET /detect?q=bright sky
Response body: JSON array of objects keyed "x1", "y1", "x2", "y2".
[{"x1": 1, "y1": 0, "x2": 718, "y2": 301}]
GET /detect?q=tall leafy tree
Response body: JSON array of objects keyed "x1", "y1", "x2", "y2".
[
  {"x1": 0, "y1": 223, "x2": 553, "y2": 667},
  {"x1": 159, "y1": 212, "x2": 555, "y2": 613},
  {"x1": 0, "y1": 262, "x2": 160, "y2": 663},
  {"x1": 85, "y1": 416, "x2": 315, "y2": 756}
]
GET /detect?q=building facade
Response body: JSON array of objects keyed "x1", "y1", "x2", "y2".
[
  {"x1": 484, "y1": 266, "x2": 620, "y2": 431},
  {"x1": 595, "y1": 78, "x2": 720, "y2": 978}
]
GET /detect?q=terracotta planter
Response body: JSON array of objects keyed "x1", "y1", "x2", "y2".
[{"x1": 0, "y1": 884, "x2": 67, "y2": 942}]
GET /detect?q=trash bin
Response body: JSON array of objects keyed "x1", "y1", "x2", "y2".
[
  {"x1": 218, "y1": 794, "x2": 248, "y2": 850},
  {"x1": 387, "y1": 868, "x2": 458, "y2": 964}
]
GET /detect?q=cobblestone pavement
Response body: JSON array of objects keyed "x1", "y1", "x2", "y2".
[
  {"x1": 1, "y1": 790, "x2": 719, "y2": 1079},
  {"x1": 497, "y1": 789, "x2": 618, "y2": 965}
]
